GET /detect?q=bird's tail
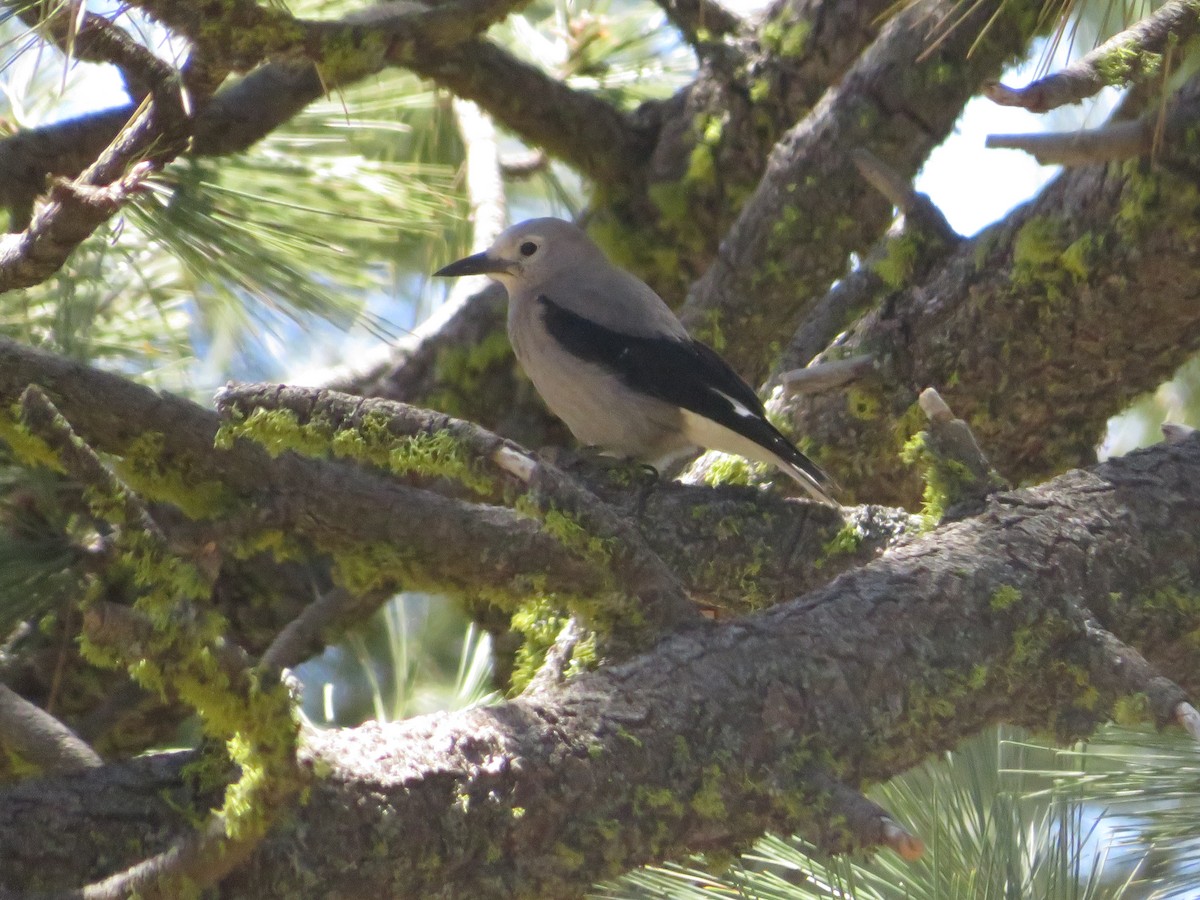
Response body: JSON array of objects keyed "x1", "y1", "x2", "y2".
[
  {"x1": 678, "y1": 409, "x2": 838, "y2": 503},
  {"x1": 776, "y1": 448, "x2": 838, "y2": 504},
  {"x1": 758, "y1": 424, "x2": 838, "y2": 504}
]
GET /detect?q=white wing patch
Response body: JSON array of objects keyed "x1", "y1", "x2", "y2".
[{"x1": 713, "y1": 389, "x2": 758, "y2": 419}]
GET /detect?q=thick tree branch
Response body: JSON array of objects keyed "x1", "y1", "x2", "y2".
[
  {"x1": 0, "y1": 340, "x2": 613, "y2": 607},
  {"x1": 214, "y1": 383, "x2": 700, "y2": 634},
  {"x1": 0, "y1": 683, "x2": 101, "y2": 776},
  {"x1": 0, "y1": 339, "x2": 896, "y2": 626},
  {"x1": 985, "y1": 0, "x2": 1200, "y2": 112},
  {"x1": 679, "y1": 0, "x2": 1039, "y2": 379},
  {"x1": 778, "y1": 103, "x2": 1200, "y2": 504},
  {"x1": 3, "y1": 436, "x2": 1199, "y2": 895},
  {"x1": 0, "y1": 336, "x2": 908, "y2": 757}
]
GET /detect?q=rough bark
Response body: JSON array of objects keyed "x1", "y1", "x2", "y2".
[
  {"x1": 0, "y1": 339, "x2": 901, "y2": 752},
  {"x1": 677, "y1": 0, "x2": 1038, "y2": 379},
  {"x1": 2, "y1": 435, "x2": 1198, "y2": 896},
  {"x1": 781, "y1": 147, "x2": 1200, "y2": 505}
]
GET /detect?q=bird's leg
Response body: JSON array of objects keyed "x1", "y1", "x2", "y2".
[{"x1": 538, "y1": 446, "x2": 658, "y2": 487}]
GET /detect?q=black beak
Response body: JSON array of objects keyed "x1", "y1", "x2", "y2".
[{"x1": 434, "y1": 251, "x2": 513, "y2": 278}]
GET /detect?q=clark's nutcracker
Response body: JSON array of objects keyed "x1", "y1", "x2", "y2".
[{"x1": 435, "y1": 218, "x2": 835, "y2": 503}]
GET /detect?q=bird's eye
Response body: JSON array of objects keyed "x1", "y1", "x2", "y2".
[{"x1": 519, "y1": 241, "x2": 538, "y2": 257}]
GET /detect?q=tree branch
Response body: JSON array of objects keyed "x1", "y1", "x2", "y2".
[
  {"x1": 679, "y1": 0, "x2": 1039, "y2": 379},
  {"x1": 214, "y1": 383, "x2": 700, "y2": 635},
  {"x1": 3, "y1": 435, "x2": 1199, "y2": 895},
  {"x1": 985, "y1": 76, "x2": 1200, "y2": 165},
  {"x1": 0, "y1": 335, "x2": 910, "y2": 757},
  {"x1": 16, "y1": 386, "x2": 301, "y2": 899},
  {"x1": 8, "y1": 2, "x2": 176, "y2": 102},
  {"x1": 652, "y1": 0, "x2": 742, "y2": 45},
  {"x1": 984, "y1": 0, "x2": 1200, "y2": 112},
  {"x1": 0, "y1": 340, "x2": 612, "y2": 610},
  {"x1": 0, "y1": 7, "x2": 190, "y2": 292},
  {"x1": 405, "y1": 39, "x2": 649, "y2": 185},
  {"x1": 0, "y1": 6, "x2": 645, "y2": 232},
  {"x1": 777, "y1": 70, "x2": 1200, "y2": 504},
  {"x1": 986, "y1": 120, "x2": 1155, "y2": 165},
  {"x1": 0, "y1": 683, "x2": 101, "y2": 776}
]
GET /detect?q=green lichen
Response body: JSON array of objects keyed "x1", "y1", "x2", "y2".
[
  {"x1": 73, "y1": 489, "x2": 299, "y2": 851},
  {"x1": 333, "y1": 417, "x2": 495, "y2": 496},
  {"x1": 1012, "y1": 217, "x2": 1065, "y2": 281},
  {"x1": 759, "y1": 18, "x2": 811, "y2": 57},
  {"x1": 554, "y1": 842, "x2": 587, "y2": 871},
  {"x1": 816, "y1": 521, "x2": 863, "y2": 569},
  {"x1": 230, "y1": 528, "x2": 305, "y2": 564},
  {"x1": 691, "y1": 764, "x2": 727, "y2": 820},
  {"x1": 112, "y1": 432, "x2": 234, "y2": 519},
  {"x1": 0, "y1": 411, "x2": 65, "y2": 472},
  {"x1": 1010, "y1": 217, "x2": 1099, "y2": 303},
  {"x1": 634, "y1": 785, "x2": 686, "y2": 818},
  {"x1": 1116, "y1": 164, "x2": 1200, "y2": 243},
  {"x1": 428, "y1": 330, "x2": 514, "y2": 419},
  {"x1": 700, "y1": 453, "x2": 758, "y2": 487},
  {"x1": 1130, "y1": 584, "x2": 1200, "y2": 649},
  {"x1": 846, "y1": 385, "x2": 880, "y2": 421},
  {"x1": 891, "y1": 400, "x2": 927, "y2": 451},
  {"x1": 315, "y1": 26, "x2": 390, "y2": 82},
  {"x1": 331, "y1": 540, "x2": 425, "y2": 597},
  {"x1": 509, "y1": 597, "x2": 570, "y2": 694},
  {"x1": 1094, "y1": 40, "x2": 1160, "y2": 85},
  {"x1": 900, "y1": 430, "x2": 974, "y2": 529},
  {"x1": 692, "y1": 308, "x2": 727, "y2": 352},
  {"x1": 1112, "y1": 692, "x2": 1151, "y2": 726},
  {"x1": 681, "y1": 115, "x2": 725, "y2": 188},
  {"x1": 215, "y1": 407, "x2": 330, "y2": 458},
  {"x1": 219, "y1": 407, "x2": 495, "y2": 496},
  {"x1": 565, "y1": 630, "x2": 599, "y2": 677},
  {"x1": 702, "y1": 544, "x2": 773, "y2": 611},
  {"x1": 586, "y1": 211, "x2": 687, "y2": 294},
  {"x1": 990, "y1": 584, "x2": 1023, "y2": 611},
  {"x1": 1059, "y1": 233, "x2": 1097, "y2": 282},
  {"x1": 533, "y1": 505, "x2": 618, "y2": 570},
  {"x1": 871, "y1": 232, "x2": 922, "y2": 290}
]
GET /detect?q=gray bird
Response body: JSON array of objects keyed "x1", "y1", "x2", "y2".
[{"x1": 434, "y1": 218, "x2": 835, "y2": 503}]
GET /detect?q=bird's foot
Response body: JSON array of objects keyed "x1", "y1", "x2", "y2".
[{"x1": 539, "y1": 446, "x2": 658, "y2": 487}]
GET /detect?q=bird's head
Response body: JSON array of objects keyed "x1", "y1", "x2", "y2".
[{"x1": 434, "y1": 218, "x2": 604, "y2": 292}]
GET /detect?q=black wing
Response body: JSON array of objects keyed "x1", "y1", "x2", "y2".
[{"x1": 537, "y1": 295, "x2": 828, "y2": 485}]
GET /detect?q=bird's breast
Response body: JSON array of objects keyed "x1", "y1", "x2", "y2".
[{"x1": 506, "y1": 298, "x2": 687, "y2": 460}]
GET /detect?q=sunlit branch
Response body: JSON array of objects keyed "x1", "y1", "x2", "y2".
[{"x1": 984, "y1": 0, "x2": 1200, "y2": 112}]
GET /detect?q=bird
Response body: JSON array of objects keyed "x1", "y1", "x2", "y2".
[{"x1": 434, "y1": 217, "x2": 835, "y2": 503}]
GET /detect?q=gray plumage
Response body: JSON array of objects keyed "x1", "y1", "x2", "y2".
[{"x1": 435, "y1": 218, "x2": 835, "y2": 503}]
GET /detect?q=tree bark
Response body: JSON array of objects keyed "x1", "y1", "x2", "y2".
[
  {"x1": 2, "y1": 435, "x2": 1198, "y2": 896},
  {"x1": 781, "y1": 144, "x2": 1200, "y2": 504}
]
